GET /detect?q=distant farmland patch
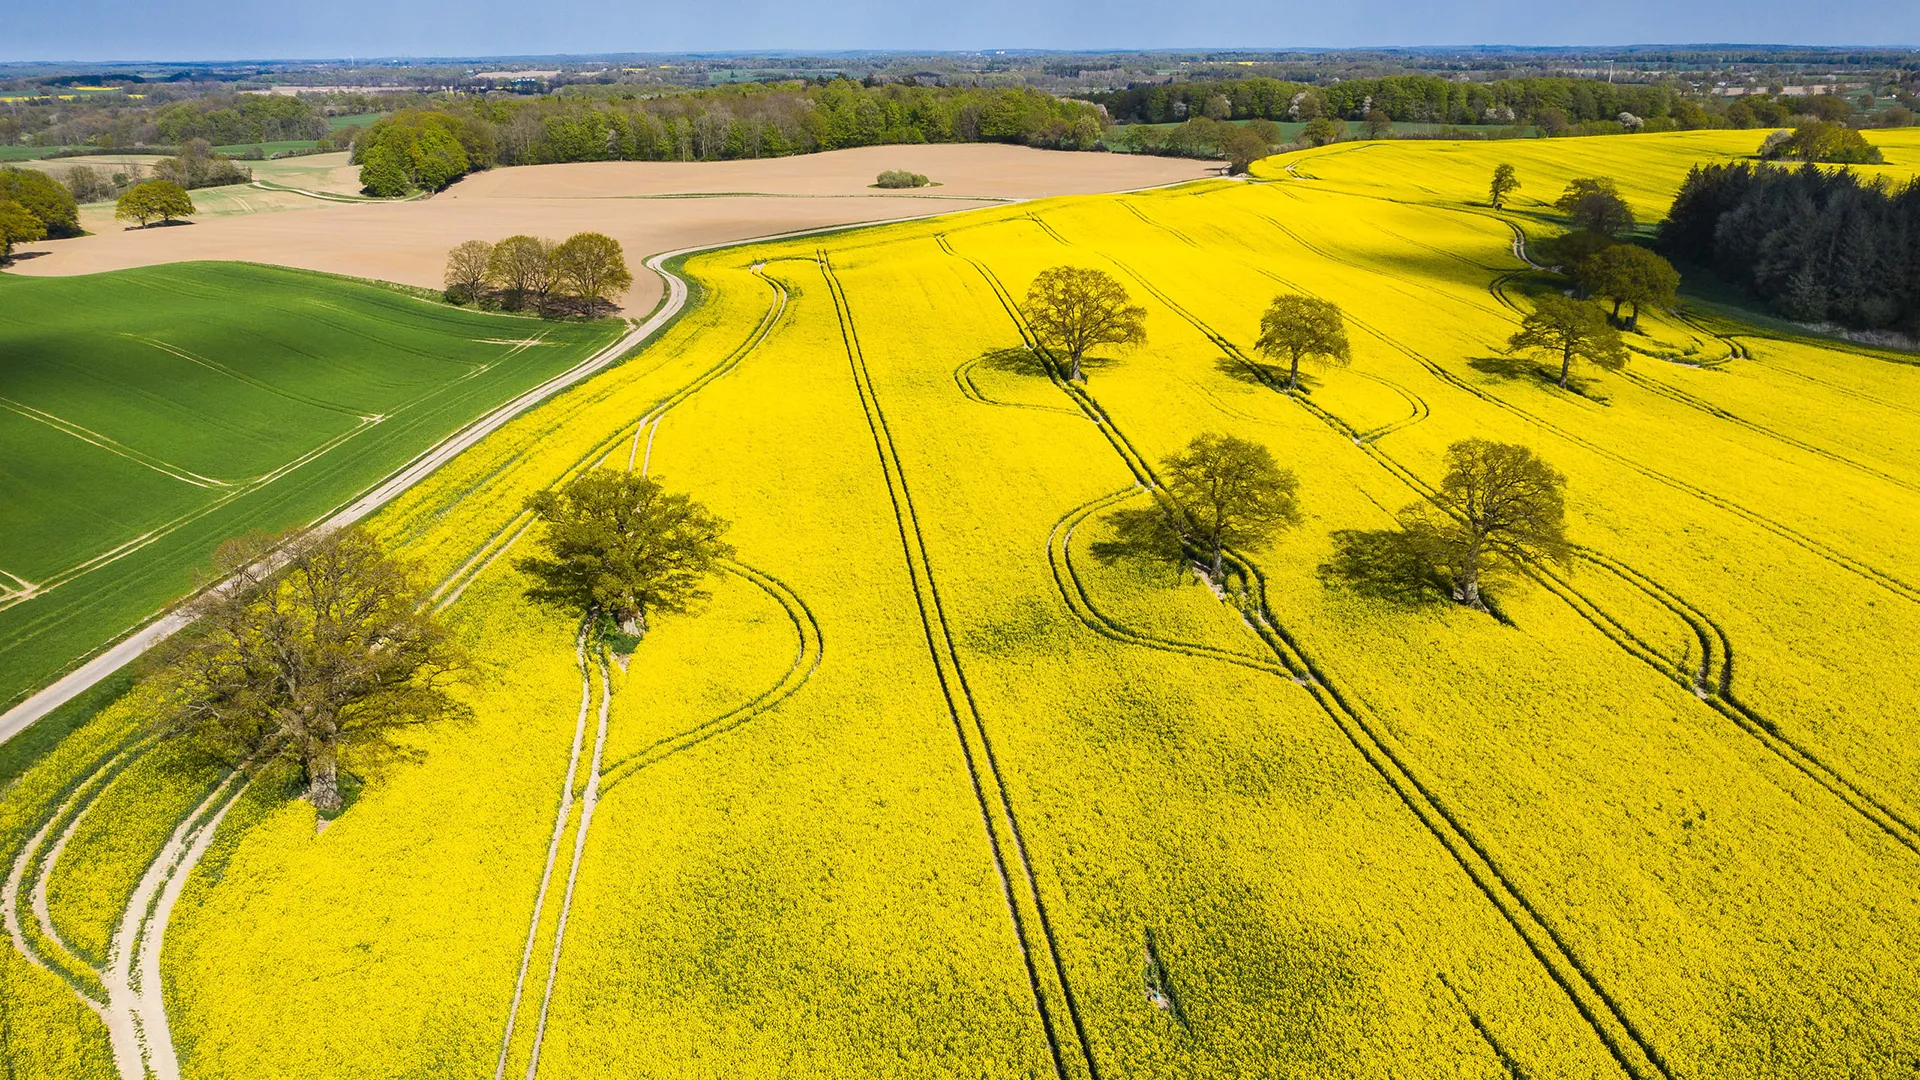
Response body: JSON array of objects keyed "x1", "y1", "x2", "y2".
[{"x1": 0, "y1": 262, "x2": 623, "y2": 707}]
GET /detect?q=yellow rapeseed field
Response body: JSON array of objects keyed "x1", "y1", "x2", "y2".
[{"x1": 6, "y1": 128, "x2": 1920, "y2": 1079}]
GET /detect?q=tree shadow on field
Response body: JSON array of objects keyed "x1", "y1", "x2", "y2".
[
  {"x1": 1090, "y1": 504, "x2": 1191, "y2": 584},
  {"x1": 1214, "y1": 355, "x2": 1323, "y2": 393},
  {"x1": 975, "y1": 346, "x2": 1053, "y2": 377},
  {"x1": 1317, "y1": 528, "x2": 1449, "y2": 605},
  {"x1": 1466, "y1": 355, "x2": 1610, "y2": 403}
]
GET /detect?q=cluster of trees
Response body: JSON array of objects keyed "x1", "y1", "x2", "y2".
[
  {"x1": 1019, "y1": 263, "x2": 1572, "y2": 611},
  {"x1": 1104, "y1": 116, "x2": 1286, "y2": 168},
  {"x1": 115, "y1": 180, "x2": 196, "y2": 227},
  {"x1": 875, "y1": 169, "x2": 931, "y2": 188},
  {"x1": 152, "y1": 139, "x2": 253, "y2": 189},
  {"x1": 152, "y1": 94, "x2": 330, "y2": 145},
  {"x1": 0, "y1": 167, "x2": 80, "y2": 260},
  {"x1": 356, "y1": 111, "x2": 481, "y2": 195},
  {"x1": 443, "y1": 232, "x2": 634, "y2": 315},
  {"x1": 1662, "y1": 161, "x2": 1920, "y2": 331},
  {"x1": 1758, "y1": 121, "x2": 1886, "y2": 164},
  {"x1": 1508, "y1": 173, "x2": 1682, "y2": 340},
  {"x1": 355, "y1": 80, "x2": 1111, "y2": 192}
]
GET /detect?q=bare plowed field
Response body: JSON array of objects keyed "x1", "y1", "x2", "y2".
[{"x1": 10, "y1": 146, "x2": 1215, "y2": 311}]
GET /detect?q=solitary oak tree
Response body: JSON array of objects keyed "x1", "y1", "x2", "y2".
[
  {"x1": 147, "y1": 528, "x2": 469, "y2": 815},
  {"x1": 114, "y1": 180, "x2": 195, "y2": 228},
  {"x1": 1255, "y1": 293, "x2": 1351, "y2": 390},
  {"x1": 1506, "y1": 294, "x2": 1627, "y2": 388},
  {"x1": 1489, "y1": 163, "x2": 1520, "y2": 209},
  {"x1": 517, "y1": 471, "x2": 733, "y2": 640},
  {"x1": 1021, "y1": 266, "x2": 1148, "y2": 382},
  {"x1": 1161, "y1": 432, "x2": 1302, "y2": 581},
  {"x1": 1399, "y1": 440, "x2": 1572, "y2": 611}
]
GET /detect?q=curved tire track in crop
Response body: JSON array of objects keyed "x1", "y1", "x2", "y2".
[
  {"x1": 597, "y1": 559, "x2": 824, "y2": 796},
  {"x1": 3, "y1": 733, "x2": 244, "y2": 1080},
  {"x1": 953, "y1": 356, "x2": 1081, "y2": 416},
  {"x1": 820, "y1": 251, "x2": 1100, "y2": 1080},
  {"x1": 1048, "y1": 488, "x2": 1286, "y2": 677},
  {"x1": 943, "y1": 234, "x2": 1674, "y2": 1080}
]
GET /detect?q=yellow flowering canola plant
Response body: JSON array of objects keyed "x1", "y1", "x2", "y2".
[{"x1": 6, "y1": 127, "x2": 1920, "y2": 1079}]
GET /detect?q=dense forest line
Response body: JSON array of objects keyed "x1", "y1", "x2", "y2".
[
  {"x1": 1083, "y1": 74, "x2": 1918, "y2": 134},
  {"x1": 352, "y1": 80, "x2": 1109, "y2": 193},
  {"x1": 1662, "y1": 162, "x2": 1920, "y2": 332}
]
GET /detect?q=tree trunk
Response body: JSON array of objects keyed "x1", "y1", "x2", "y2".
[
  {"x1": 1453, "y1": 572, "x2": 1487, "y2": 612},
  {"x1": 1069, "y1": 349, "x2": 1083, "y2": 383},
  {"x1": 620, "y1": 606, "x2": 647, "y2": 639},
  {"x1": 1559, "y1": 349, "x2": 1572, "y2": 388},
  {"x1": 308, "y1": 742, "x2": 342, "y2": 815},
  {"x1": 1611, "y1": 298, "x2": 1623, "y2": 321},
  {"x1": 1627, "y1": 302, "x2": 1640, "y2": 332},
  {"x1": 1288, "y1": 353, "x2": 1301, "y2": 391},
  {"x1": 1210, "y1": 544, "x2": 1225, "y2": 582}
]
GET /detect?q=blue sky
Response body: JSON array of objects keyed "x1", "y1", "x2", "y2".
[{"x1": 8, "y1": 0, "x2": 1918, "y2": 63}]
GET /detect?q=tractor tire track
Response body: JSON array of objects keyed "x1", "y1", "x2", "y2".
[
  {"x1": 494, "y1": 631, "x2": 596, "y2": 1080},
  {"x1": 944, "y1": 235, "x2": 1673, "y2": 1080},
  {"x1": 820, "y1": 251, "x2": 1099, "y2": 1080},
  {"x1": 597, "y1": 559, "x2": 824, "y2": 795},
  {"x1": 953, "y1": 356, "x2": 1081, "y2": 416}
]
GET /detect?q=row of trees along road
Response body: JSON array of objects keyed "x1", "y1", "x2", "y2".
[
  {"x1": 444, "y1": 233, "x2": 633, "y2": 315},
  {"x1": 1019, "y1": 262, "x2": 1572, "y2": 612}
]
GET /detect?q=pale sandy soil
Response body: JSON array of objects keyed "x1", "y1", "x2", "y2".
[{"x1": 9, "y1": 145, "x2": 1214, "y2": 311}]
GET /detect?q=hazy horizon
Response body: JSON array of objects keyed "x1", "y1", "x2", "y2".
[{"x1": 9, "y1": 0, "x2": 1918, "y2": 65}]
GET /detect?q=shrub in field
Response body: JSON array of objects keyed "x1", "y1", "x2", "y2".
[
  {"x1": 145, "y1": 527, "x2": 470, "y2": 815},
  {"x1": 152, "y1": 139, "x2": 251, "y2": 190},
  {"x1": 1020, "y1": 265, "x2": 1147, "y2": 382},
  {"x1": 1758, "y1": 121, "x2": 1885, "y2": 165},
  {"x1": 875, "y1": 169, "x2": 931, "y2": 188},
  {"x1": 518, "y1": 470, "x2": 734, "y2": 641},
  {"x1": 114, "y1": 180, "x2": 195, "y2": 227}
]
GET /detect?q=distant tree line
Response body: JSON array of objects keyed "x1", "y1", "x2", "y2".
[
  {"x1": 353, "y1": 80, "x2": 1108, "y2": 194},
  {"x1": 1082, "y1": 74, "x2": 1917, "y2": 136},
  {"x1": 1662, "y1": 162, "x2": 1920, "y2": 332},
  {"x1": 152, "y1": 94, "x2": 330, "y2": 145}
]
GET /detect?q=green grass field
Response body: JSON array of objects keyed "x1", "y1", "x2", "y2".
[{"x1": 0, "y1": 263, "x2": 622, "y2": 708}]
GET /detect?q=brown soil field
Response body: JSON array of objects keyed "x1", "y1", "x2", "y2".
[{"x1": 9, "y1": 145, "x2": 1215, "y2": 311}]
